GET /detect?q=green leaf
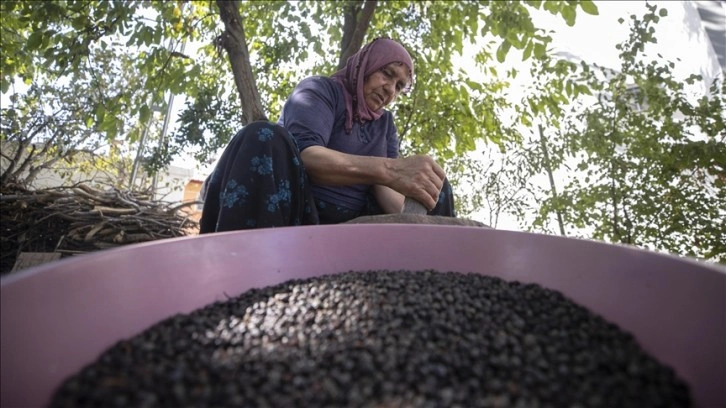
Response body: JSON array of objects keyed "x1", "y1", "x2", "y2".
[
  {"x1": 528, "y1": 99, "x2": 539, "y2": 115},
  {"x1": 580, "y1": 0, "x2": 599, "y2": 15},
  {"x1": 506, "y1": 31, "x2": 524, "y2": 49},
  {"x1": 561, "y1": 6, "x2": 577, "y2": 26},
  {"x1": 576, "y1": 84, "x2": 593, "y2": 96},
  {"x1": 520, "y1": 115, "x2": 532, "y2": 126},
  {"x1": 466, "y1": 80, "x2": 483, "y2": 92},
  {"x1": 659, "y1": 8, "x2": 668, "y2": 17},
  {"x1": 139, "y1": 104, "x2": 151, "y2": 123},
  {"x1": 126, "y1": 31, "x2": 138, "y2": 46},
  {"x1": 522, "y1": 41, "x2": 534, "y2": 61},
  {"x1": 543, "y1": 1, "x2": 559, "y2": 14},
  {"x1": 534, "y1": 42, "x2": 546, "y2": 59},
  {"x1": 27, "y1": 31, "x2": 43, "y2": 49},
  {"x1": 141, "y1": 27, "x2": 152, "y2": 46},
  {"x1": 95, "y1": 104, "x2": 106, "y2": 124},
  {"x1": 105, "y1": 118, "x2": 119, "y2": 140},
  {"x1": 496, "y1": 40, "x2": 511, "y2": 63}
]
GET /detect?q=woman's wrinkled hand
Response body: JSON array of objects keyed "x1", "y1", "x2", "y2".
[{"x1": 386, "y1": 155, "x2": 445, "y2": 211}]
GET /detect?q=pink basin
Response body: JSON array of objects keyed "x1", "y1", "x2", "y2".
[{"x1": 1, "y1": 225, "x2": 724, "y2": 407}]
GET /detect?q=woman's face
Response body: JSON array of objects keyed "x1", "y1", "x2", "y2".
[{"x1": 362, "y1": 62, "x2": 410, "y2": 111}]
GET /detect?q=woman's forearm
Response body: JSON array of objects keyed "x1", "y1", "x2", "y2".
[{"x1": 300, "y1": 146, "x2": 393, "y2": 186}]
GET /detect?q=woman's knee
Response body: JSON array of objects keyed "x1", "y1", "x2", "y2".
[{"x1": 238, "y1": 121, "x2": 296, "y2": 148}]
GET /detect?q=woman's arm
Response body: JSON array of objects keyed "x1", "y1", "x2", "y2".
[{"x1": 300, "y1": 145, "x2": 445, "y2": 211}]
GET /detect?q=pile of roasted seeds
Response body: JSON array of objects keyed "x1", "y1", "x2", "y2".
[{"x1": 51, "y1": 270, "x2": 690, "y2": 407}]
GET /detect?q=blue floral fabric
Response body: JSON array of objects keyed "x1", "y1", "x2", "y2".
[
  {"x1": 200, "y1": 122, "x2": 319, "y2": 233},
  {"x1": 200, "y1": 121, "x2": 456, "y2": 233}
]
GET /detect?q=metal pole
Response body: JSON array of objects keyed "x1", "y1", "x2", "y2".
[
  {"x1": 151, "y1": 39, "x2": 187, "y2": 198},
  {"x1": 129, "y1": 123, "x2": 151, "y2": 190}
]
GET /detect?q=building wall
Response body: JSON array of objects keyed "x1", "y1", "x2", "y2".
[
  {"x1": 181, "y1": 179, "x2": 204, "y2": 222},
  {"x1": 183, "y1": 179, "x2": 204, "y2": 203},
  {"x1": 151, "y1": 165, "x2": 195, "y2": 203}
]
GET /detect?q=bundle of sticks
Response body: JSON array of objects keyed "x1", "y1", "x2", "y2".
[{"x1": 0, "y1": 183, "x2": 200, "y2": 275}]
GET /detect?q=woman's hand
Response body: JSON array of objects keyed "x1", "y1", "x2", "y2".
[{"x1": 384, "y1": 155, "x2": 445, "y2": 211}]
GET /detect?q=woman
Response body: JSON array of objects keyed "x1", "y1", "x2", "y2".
[{"x1": 200, "y1": 38, "x2": 456, "y2": 233}]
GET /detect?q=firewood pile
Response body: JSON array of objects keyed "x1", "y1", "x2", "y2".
[{"x1": 0, "y1": 183, "x2": 201, "y2": 276}]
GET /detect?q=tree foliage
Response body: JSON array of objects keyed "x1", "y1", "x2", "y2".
[
  {"x1": 1, "y1": 0, "x2": 210, "y2": 187},
  {"x1": 1, "y1": 0, "x2": 599, "y2": 178},
  {"x1": 470, "y1": 4, "x2": 725, "y2": 262},
  {"x1": 550, "y1": 6, "x2": 725, "y2": 262},
  {"x1": 0, "y1": 43, "x2": 141, "y2": 185}
]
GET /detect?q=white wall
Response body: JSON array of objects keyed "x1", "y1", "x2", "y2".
[{"x1": 152, "y1": 165, "x2": 194, "y2": 202}]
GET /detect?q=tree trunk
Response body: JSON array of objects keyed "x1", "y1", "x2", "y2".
[
  {"x1": 215, "y1": 0, "x2": 266, "y2": 125},
  {"x1": 337, "y1": 1, "x2": 377, "y2": 70}
]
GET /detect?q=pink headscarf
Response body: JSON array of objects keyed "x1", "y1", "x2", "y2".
[{"x1": 331, "y1": 38, "x2": 414, "y2": 133}]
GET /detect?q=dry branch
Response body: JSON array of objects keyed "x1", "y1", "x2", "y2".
[{"x1": 1, "y1": 182, "x2": 200, "y2": 275}]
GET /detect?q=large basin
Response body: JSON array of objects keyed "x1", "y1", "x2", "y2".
[{"x1": 1, "y1": 225, "x2": 724, "y2": 407}]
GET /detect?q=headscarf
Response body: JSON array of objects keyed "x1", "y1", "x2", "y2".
[{"x1": 331, "y1": 38, "x2": 414, "y2": 133}]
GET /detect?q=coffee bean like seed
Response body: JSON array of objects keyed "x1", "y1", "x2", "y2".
[{"x1": 51, "y1": 270, "x2": 691, "y2": 407}]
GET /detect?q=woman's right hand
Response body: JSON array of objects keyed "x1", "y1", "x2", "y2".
[{"x1": 385, "y1": 155, "x2": 446, "y2": 211}]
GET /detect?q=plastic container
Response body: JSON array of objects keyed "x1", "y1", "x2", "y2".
[{"x1": 2, "y1": 225, "x2": 724, "y2": 407}]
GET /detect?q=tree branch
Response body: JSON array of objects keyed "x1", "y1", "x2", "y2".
[
  {"x1": 25, "y1": 150, "x2": 70, "y2": 185},
  {"x1": 1, "y1": 138, "x2": 27, "y2": 183},
  {"x1": 338, "y1": 2, "x2": 360, "y2": 69},
  {"x1": 215, "y1": 0, "x2": 267, "y2": 125},
  {"x1": 622, "y1": 199, "x2": 633, "y2": 244},
  {"x1": 337, "y1": 0, "x2": 377, "y2": 70},
  {"x1": 609, "y1": 160, "x2": 622, "y2": 242},
  {"x1": 538, "y1": 124, "x2": 566, "y2": 236},
  {"x1": 12, "y1": 143, "x2": 37, "y2": 184}
]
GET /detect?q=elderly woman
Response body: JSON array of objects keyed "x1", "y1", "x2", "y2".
[{"x1": 200, "y1": 38, "x2": 456, "y2": 233}]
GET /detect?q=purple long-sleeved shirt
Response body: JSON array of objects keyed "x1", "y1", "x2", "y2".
[{"x1": 279, "y1": 76, "x2": 399, "y2": 210}]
